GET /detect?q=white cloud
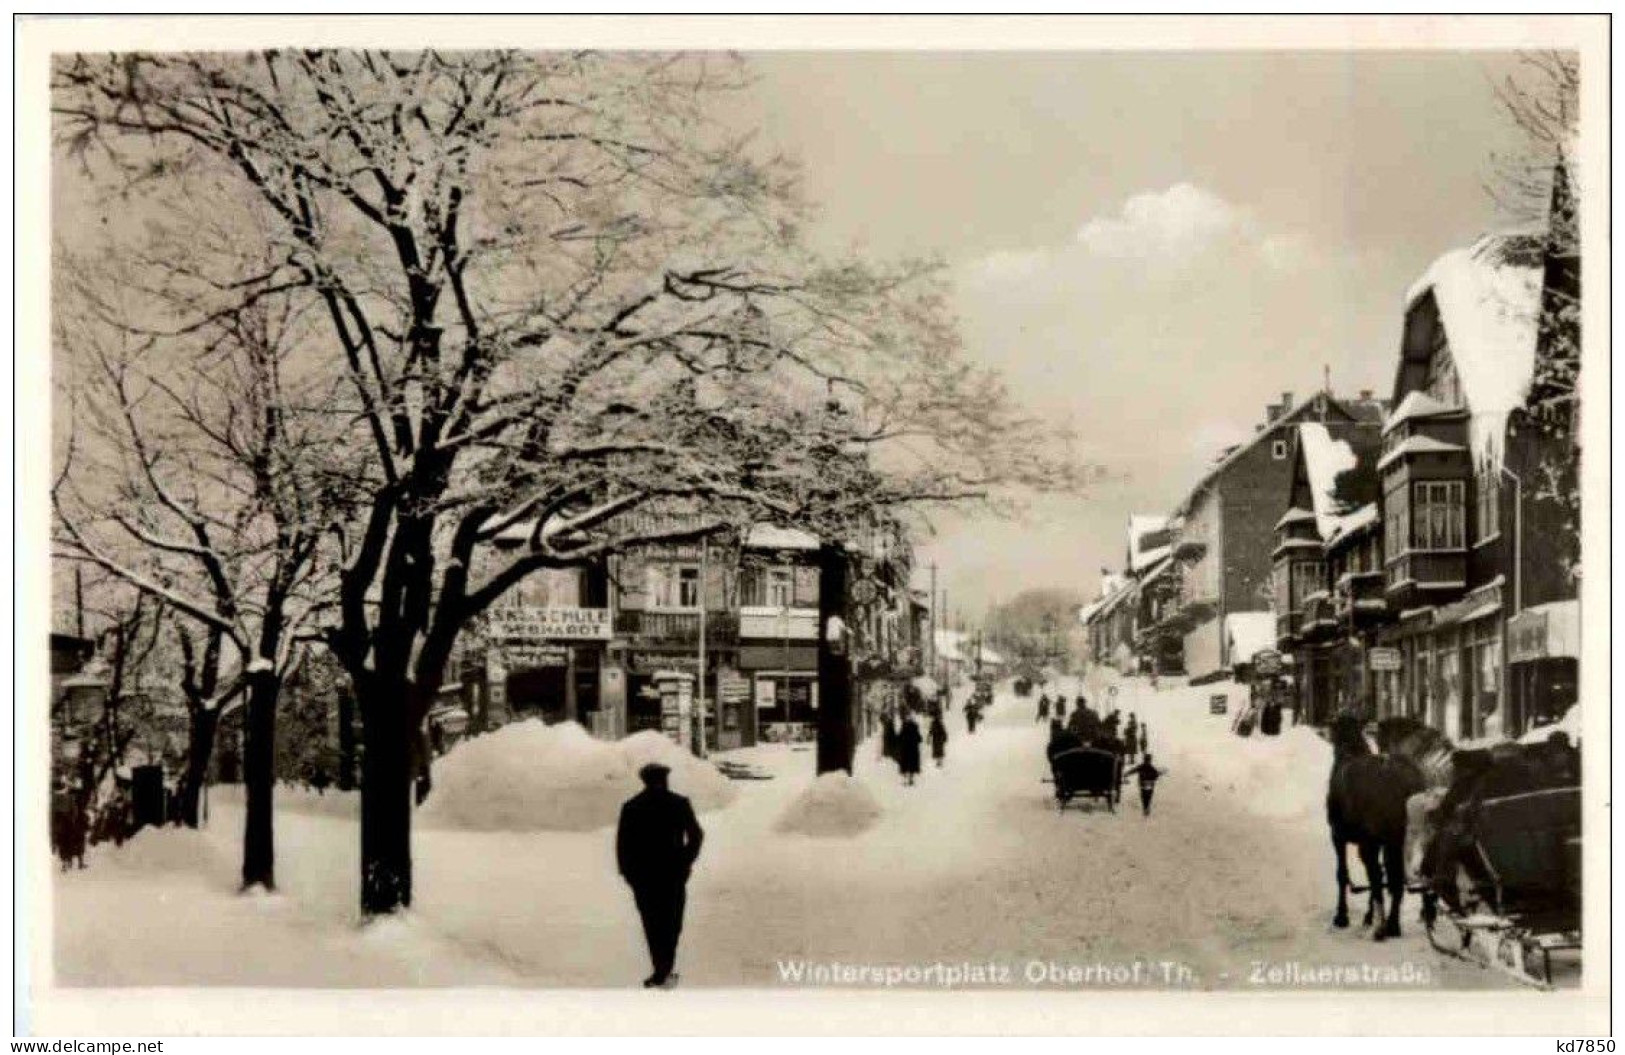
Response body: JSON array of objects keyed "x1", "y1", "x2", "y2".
[
  {"x1": 964, "y1": 184, "x2": 1311, "y2": 288},
  {"x1": 1075, "y1": 183, "x2": 1244, "y2": 263}
]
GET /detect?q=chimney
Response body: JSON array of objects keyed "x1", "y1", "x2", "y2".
[{"x1": 1359, "y1": 389, "x2": 1373, "y2": 401}]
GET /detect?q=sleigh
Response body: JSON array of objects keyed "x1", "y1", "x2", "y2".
[
  {"x1": 1046, "y1": 746, "x2": 1123, "y2": 812},
  {"x1": 1417, "y1": 785, "x2": 1582, "y2": 987}
]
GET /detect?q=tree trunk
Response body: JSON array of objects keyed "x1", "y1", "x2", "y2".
[
  {"x1": 336, "y1": 683, "x2": 357, "y2": 792},
  {"x1": 816, "y1": 543, "x2": 855, "y2": 775},
  {"x1": 240, "y1": 672, "x2": 279, "y2": 891},
  {"x1": 175, "y1": 707, "x2": 220, "y2": 829},
  {"x1": 358, "y1": 684, "x2": 414, "y2": 916}
]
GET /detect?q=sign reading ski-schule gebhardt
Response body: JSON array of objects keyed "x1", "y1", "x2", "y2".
[{"x1": 487, "y1": 606, "x2": 613, "y2": 642}]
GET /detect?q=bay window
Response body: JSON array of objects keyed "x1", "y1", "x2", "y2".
[{"x1": 1412, "y1": 480, "x2": 1465, "y2": 550}]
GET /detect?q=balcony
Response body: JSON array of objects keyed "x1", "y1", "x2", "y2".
[
  {"x1": 1276, "y1": 611, "x2": 1300, "y2": 648},
  {"x1": 1300, "y1": 593, "x2": 1337, "y2": 641},
  {"x1": 615, "y1": 609, "x2": 739, "y2": 645},
  {"x1": 737, "y1": 605, "x2": 819, "y2": 641},
  {"x1": 1383, "y1": 551, "x2": 1467, "y2": 601}
]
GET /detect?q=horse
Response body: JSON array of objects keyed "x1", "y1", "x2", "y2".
[{"x1": 1325, "y1": 713, "x2": 1451, "y2": 940}]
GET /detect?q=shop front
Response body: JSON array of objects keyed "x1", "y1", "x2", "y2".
[
  {"x1": 622, "y1": 649, "x2": 741, "y2": 752},
  {"x1": 1506, "y1": 600, "x2": 1579, "y2": 737},
  {"x1": 739, "y1": 643, "x2": 819, "y2": 743}
]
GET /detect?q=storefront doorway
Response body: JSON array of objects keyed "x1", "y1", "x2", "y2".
[{"x1": 506, "y1": 666, "x2": 569, "y2": 723}]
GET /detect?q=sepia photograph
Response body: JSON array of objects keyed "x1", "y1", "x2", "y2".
[{"x1": 15, "y1": 13, "x2": 1611, "y2": 1040}]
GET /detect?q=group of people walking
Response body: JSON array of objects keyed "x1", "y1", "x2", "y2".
[{"x1": 881, "y1": 703, "x2": 950, "y2": 786}]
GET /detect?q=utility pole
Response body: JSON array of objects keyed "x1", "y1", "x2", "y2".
[
  {"x1": 696, "y1": 536, "x2": 709, "y2": 758},
  {"x1": 927, "y1": 563, "x2": 937, "y2": 676}
]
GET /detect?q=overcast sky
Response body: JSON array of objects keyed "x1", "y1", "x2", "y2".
[{"x1": 744, "y1": 50, "x2": 1530, "y2": 620}]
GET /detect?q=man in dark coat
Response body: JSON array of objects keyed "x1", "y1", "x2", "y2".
[{"x1": 617, "y1": 762, "x2": 705, "y2": 989}]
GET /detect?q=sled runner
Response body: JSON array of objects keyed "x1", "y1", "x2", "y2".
[{"x1": 1046, "y1": 746, "x2": 1123, "y2": 812}]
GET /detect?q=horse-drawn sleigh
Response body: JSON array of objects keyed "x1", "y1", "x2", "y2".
[
  {"x1": 1047, "y1": 745, "x2": 1124, "y2": 812},
  {"x1": 1413, "y1": 765, "x2": 1581, "y2": 987},
  {"x1": 1323, "y1": 711, "x2": 1582, "y2": 988}
]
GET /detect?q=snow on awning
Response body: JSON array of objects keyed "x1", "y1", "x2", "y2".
[
  {"x1": 1508, "y1": 599, "x2": 1581, "y2": 662},
  {"x1": 1376, "y1": 434, "x2": 1466, "y2": 473},
  {"x1": 910, "y1": 675, "x2": 940, "y2": 697}
]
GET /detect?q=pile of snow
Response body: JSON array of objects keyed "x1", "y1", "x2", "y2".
[
  {"x1": 96, "y1": 825, "x2": 221, "y2": 875},
  {"x1": 773, "y1": 772, "x2": 882, "y2": 838},
  {"x1": 418, "y1": 720, "x2": 736, "y2": 833},
  {"x1": 210, "y1": 783, "x2": 360, "y2": 820},
  {"x1": 1520, "y1": 703, "x2": 1581, "y2": 746}
]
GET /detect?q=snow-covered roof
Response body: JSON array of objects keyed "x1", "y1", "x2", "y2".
[
  {"x1": 745, "y1": 524, "x2": 822, "y2": 551},
  {"x1": 1324, "y1": 503, "x2": 1379, "y2": 546},
  {"x1": 1128, "y1": 514, "x2": 1171, "y2": 574},
  {"x1": 1297, "y1": 423, "x2": 1359, "y2": 539},
  {"x1": 1375, "y1": 434, "x2": 1466, "y2": 473},
  {"x1": 1404, "y1": 234, "x2": 1543, "y2": 469},
  {"x1": 1274, "y1": 506, "x2": 1317, "y2": 531},
  {"x1": 1223, "y1": 612, "x2": 1277, "y2": 665},
  {"x1": 1382, "y1": 390, "x2": 1462, "y2": 435},
  {"x1": 1138, "y1": 554, "x2": 1177, "y2": 589}
]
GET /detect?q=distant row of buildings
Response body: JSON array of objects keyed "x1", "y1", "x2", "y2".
[{"x1": 1083, "y1": 175, "x2": 1579, "y2": 743}]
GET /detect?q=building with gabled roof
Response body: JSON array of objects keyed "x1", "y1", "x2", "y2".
[{"x1": 1157, "y1": 388, "x2": 1386, "y2": 680}]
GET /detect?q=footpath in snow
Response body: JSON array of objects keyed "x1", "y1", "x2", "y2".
[{"x1": 54, "y1": 674, "x2": 1522, "y2": 989}]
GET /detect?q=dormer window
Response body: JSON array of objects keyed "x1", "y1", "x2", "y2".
[{"x1": 1272, "y1": 439, "x2": 1288, "y2": 460}]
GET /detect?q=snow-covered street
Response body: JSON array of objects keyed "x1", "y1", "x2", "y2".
[{"x1": 55, "y1": 675, "x2": 1530, "y2": 989}]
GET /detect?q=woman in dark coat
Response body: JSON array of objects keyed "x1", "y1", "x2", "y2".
[
  {"x1": 896, "y1": 715, "x2": 924, "y2": 786},
  {"x1": 881, "y1": 710, "x2": 899, "y2": 761},
  {"x1": 929, "y1": 714, "x2": 949, "y2": 768}
]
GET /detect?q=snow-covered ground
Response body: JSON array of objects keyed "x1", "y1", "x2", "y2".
[{"x1": 55, "y1": 673, "x2": 1545, "y2": 989}]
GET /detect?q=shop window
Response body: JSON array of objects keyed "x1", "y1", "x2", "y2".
[
  {"x1": 1475, "y1": 465, "x2": 1500, "y2": 542},
  {"x1": 1412, "y1": 480, "x2": 1464, "y2": 550}
]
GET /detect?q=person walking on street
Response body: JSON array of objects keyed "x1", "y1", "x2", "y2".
[
  {"x1": 1138, "y1": 721, "x2": 1149, "y2": 759},
  {"x1": 897, "y1": 714, "x2": 924, "y2": 785},
  {"x1": 1126, "y1": 755, "x2": 1166, "y2": 816},
  {"x1": 1036, "y1": 693, "x2": 1050, "y2": 723},
  {"x1": 929, "y1": 713, "x2": 949, "y2": 768},
  {"x1": 1123, "y1": 714, "x2": 1140, "y2": 759},
  {"x1": 616, "y1": 763, "x2": 705, "y2": 989},
  {"x1": 881, "y1": 709, "x2": 899, "y2": 762},
  {"x1": 1054, "y1": 696, "x2": 1067, "y2": 721}
]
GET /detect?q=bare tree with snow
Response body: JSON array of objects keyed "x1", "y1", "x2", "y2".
[
  {"x1": 53, "y1": 49, "x2": 1090, "y2": 916},
  {"x1": 53, "y1": 249, "x2": 339, "y2": 889}
]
